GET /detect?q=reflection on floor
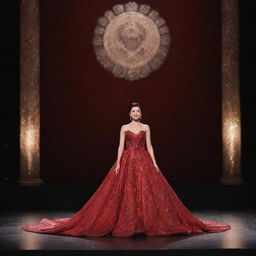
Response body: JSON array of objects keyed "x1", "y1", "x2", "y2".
[{"x1": 0, "y1": 210, "x2": 255, "y2": 256}]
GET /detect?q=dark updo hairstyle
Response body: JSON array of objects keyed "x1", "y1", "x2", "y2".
[{"x1": 129, "y1": 102, "x2": 143, "y2": 113}]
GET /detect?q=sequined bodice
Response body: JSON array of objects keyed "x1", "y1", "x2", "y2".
[{"x1": 125, "y1": 130, "x2": 146, "y2": 151}]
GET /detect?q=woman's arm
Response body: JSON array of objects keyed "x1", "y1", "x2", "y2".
[
  {"x1": 116, "y1": 125, "x2": 125, "y2": 165},
  {"x1": 145, "y1": 125, "x2": 157, "y2": 165}
]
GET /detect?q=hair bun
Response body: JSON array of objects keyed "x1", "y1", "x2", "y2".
[{"x1": 129, "y1": 102, "x2": 143, "y2": 113}]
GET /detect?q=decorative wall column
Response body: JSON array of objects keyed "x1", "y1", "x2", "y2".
[
  {"x1": 19, "y1": 0, "x2": 43, "y2": 185},
  {"x1": 221, "y1": 0, "x2": 242, "y2": 184}
]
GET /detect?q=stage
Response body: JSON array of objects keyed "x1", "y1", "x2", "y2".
[
  {"x1": 0, "y1": 182, "x2": 255, "y2": 256},
  {"x1": 0, "y1": 210, "x2": 255, "y2": 255}
]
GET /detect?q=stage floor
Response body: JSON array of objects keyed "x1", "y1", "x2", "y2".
[{"x1": 0, "y1": 210, "x2": 255, "y2": 255}]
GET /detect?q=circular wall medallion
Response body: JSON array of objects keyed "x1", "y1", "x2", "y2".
[{"x1": 93, "y1": 2, "x2": 171, "y2": 81}]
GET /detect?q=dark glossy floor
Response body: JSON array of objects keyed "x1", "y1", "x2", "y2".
[{"x1": 0, "y1": 210, "x2": 256, "y2": 255}]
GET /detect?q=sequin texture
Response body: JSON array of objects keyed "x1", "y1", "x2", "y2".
[{"x1": 22, "y1": 130, "x2": 231, "y2": 237}]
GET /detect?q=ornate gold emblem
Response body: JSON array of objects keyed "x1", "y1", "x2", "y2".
[{"x1": 93, "y1": 2, "x2": 171, "y2": 81}]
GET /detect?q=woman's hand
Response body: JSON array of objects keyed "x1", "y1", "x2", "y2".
[
  {"x1": 114, "y1": 162, "x2": 120, "y2": 175},
  {"x1": 154, "y1": 163, "x2": 160, "y2": 172}
]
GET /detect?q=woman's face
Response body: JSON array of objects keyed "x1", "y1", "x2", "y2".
[{"x1": 129, "y1": 106, "x2": 142, "y2": 121}]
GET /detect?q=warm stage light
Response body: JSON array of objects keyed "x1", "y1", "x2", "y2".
[
  {"x1": 222, "y1": 115, "x2": 241, "y2": 182},
  {"x1": 227, "y1": 120, "x2": 239, "y2": 170},
  {"x1": 20, "y1": 122, "x2": 39, "y2": 174}
]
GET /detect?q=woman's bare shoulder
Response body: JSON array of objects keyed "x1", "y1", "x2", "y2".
[
  {"x1": 121, "y1": 124, "x2": 128, "y2": 130},
  {"x1": 142, "y1": 123, "x2": 149, "y2": 129}
]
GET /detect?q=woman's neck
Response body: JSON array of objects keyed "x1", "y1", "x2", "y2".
[{"x1": 130, "y1": 120, "x2": 141, "y2": 125}]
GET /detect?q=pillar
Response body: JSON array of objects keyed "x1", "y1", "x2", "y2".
[
  {"x1": 19, "y1": 0, "x2": 43, "y2": 185},
  {"x1": 221, "y1": 0, "x2": 243, "y2": 184}
]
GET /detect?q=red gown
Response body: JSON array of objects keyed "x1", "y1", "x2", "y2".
[{"x1": 22, "y1": 130, "x2": 231, "y2": 237}]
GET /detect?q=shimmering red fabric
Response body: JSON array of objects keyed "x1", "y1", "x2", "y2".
[{"x1": 22, "y1": 130, "x2": 231, "y2": 237}]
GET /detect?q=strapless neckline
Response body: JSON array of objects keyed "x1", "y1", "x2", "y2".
[{"x1": 125, "y1": 130, "x2": 146, "y2": 136}]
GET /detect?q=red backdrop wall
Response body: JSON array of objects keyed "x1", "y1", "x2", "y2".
[{"x1": 40, "y1": 0, "x2": 222, "y2": 182}]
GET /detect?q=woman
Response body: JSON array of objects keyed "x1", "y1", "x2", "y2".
[{"x1": 22, "y1": 102, "x2": 231, "y2": 237}]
